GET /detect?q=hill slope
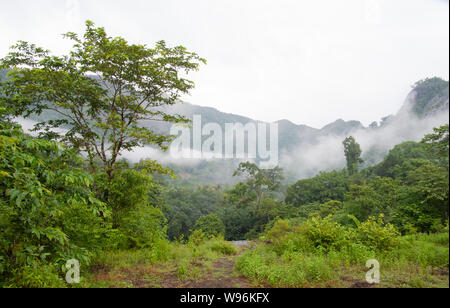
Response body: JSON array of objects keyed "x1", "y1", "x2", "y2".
[{"x1": 9, "y1": 75, "x2": 450, "y2": 183}]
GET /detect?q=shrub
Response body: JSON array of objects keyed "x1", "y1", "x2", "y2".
[
  {"x1": 266, "y1": 219, "x2": 292, "y2": 243},
  {"x1": 350, "y1": 215, "x2": 400, "y2": 251},
  {"x1": 0, "y1": 123, "x2": 107, "y2": 286},
  {"x1": 8, "y1": 262, "x2": 67, "y2": 288},
  {"x1": 300, "y1": 216, "x2": 349, "y2": 252},
  {"x1": 207, "y1": 238, "x2": 237, "y2": 255}
]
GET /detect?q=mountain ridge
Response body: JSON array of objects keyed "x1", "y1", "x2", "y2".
[{"x1": 4, "y1": 72, "x2": 449, "y2": 183}]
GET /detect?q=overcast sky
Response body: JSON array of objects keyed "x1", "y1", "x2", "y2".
[{"x1": 1, "y1": 0, "x2": 448, "y2": 128}]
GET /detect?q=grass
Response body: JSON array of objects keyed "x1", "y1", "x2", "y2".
[
  {"x1": 235, "y1": 232, "x2": 449, "y2": 288},
  {"x1": 79, "y1": 228, "x2": 448, "y2": 288},
  {"x1": 81, "y1": 237, "x2": 240, "y2": 288}
]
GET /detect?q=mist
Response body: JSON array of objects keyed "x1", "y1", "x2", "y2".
[
  {"x1": 14, "y1": 90, "x2": 449, "y2": 184},
  {"x1": 280, "y1": 99, "x2": 449, "y2": 180}
]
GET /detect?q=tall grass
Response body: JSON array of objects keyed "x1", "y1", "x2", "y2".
[{"x1": 235, "y1": 217, "x2": 449, "y2": 288}]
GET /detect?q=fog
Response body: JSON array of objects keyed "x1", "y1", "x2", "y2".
[
  {"x1": 280, "y1": 96, "x2": 449, "y2": 179},
  {"x1": 15, "y1": 89, "x2": 448, "y2": 184}
]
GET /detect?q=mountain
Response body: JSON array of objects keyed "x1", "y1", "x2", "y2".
[
  {"x1": 397, "y1": 77, "x2": 449, "y2": 118},
  {"x1": 8, "y1": 75, "x2": 449, "y2": 184},
  {"x1": 149, "y1": 77, "x2": 449, "y2": 183}
]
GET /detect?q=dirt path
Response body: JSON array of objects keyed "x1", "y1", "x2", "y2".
[
  {"x1": 180, "y1": 255, "x2": 252, "y2": 288},
  {"x1": 174, "y1": 242, "x2": 253, "y2": 288},
  {"x1": 91, "y1": 243, "x2": 254, "y2": 288}
]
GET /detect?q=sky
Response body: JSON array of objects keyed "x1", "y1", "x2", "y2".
[{"x1": 0, "y1": 0, "x2": 448, "y2": 128}]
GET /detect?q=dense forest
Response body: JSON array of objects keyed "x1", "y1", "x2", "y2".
[{"x1": 0, "y1": 22, "x2": 448, "y2": 288}]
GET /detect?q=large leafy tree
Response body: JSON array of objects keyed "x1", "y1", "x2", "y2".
[
  {"x1": 343, "y1": 136, "x2": 364, "y2": 175},
  {"x1": 341, "y1": 177, "x2": 399, "y2": 223},
  {"x1": 0, "y1": 20, "x2": 205, "y2": 179},
  {"x1": 193, "y1": 214, "x2": 226, "y2": 238},
  {"x1": 422, "y1": 124, "x2": 449, "y2": 168},
  {"x1": 233, "y1": 162, "x2": 284, "y2": 212},
  {"x1": 373, "y1": 141, "x2": 431, "y2": 179}
]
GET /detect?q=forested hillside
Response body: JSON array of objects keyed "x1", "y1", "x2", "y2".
[{"x1": 19, "y1": 75, "x2": 449, "y2": 184}]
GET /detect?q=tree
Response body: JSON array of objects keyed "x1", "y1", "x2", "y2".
[
  {"x1": 233, "y1": 162, "x2": 284, "y2": 212},
  {"x1": 341, "y1": 177, "x2": 398, "y2": 223},
  {"x1": 285, "y1": 170, "x2": 348, "y2": 207},
  {"x1": 319, "y1": 200, "x2": 343, "y2": 218},
  {"x1": 0, "y1": 20, "x2": 205, "y2": 180},
  {"x1": 422, "y1": 124, "x2": 449, "y2": 168},
  {"x1": 224, "y1": 182, "x2": 257, "y2": 208},
  {"x1": 193, "y1": 214, "x2": 226, "y2": 238},
  {"x1": 369, "y1": 121, "x2": 379, "y2": 129},
  {"x1": 343, "y1": 136, "x2": 364, "y2": 175},
  {"x1": 411, "y1": 78, "x2": 449, "y2": 117},
  {"x1": 406, "y1": 161, "x2": 449, "y2": 225},
  {"x1": 374, "y1": 141, "x2": 431, "y2": 179},
  {"x1": 95, "y1": 165, "x2": 161, "y2": 228}
]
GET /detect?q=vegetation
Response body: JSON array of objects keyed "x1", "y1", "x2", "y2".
[
  {"x1": 0, "y1": 20, "x2": 205, "y2": 180},
  {"x1": 193, "y1": 214, "x2": 226, "y2": 239},
  {"x1": 235, "y1": 217, "x2": 448, "y2": 288},
  {"x1": 0, "y1": 21, "x2": 448, "y2": 288},
  {"x1": 343, "y1": 136, "x2": 364, "y2": 175},
  {"x1": 412, "y1": 78, "x2": 449, "y2": 117}
]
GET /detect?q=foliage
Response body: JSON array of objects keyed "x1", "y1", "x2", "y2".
[
  {"x1": 348, "y1": 215, "x2": 400, "y2": 251},
  {"x1": 233, "y1": 162, "x2": 284, "y2": 212},
  {"x1": 340, "y1": 177, "x2": 398, "y2": 223},
  {"x1": 285, "y1": 170, "x2": 348, "y2": 207},
  {"x1": 343, "y1": 136, "x2": 364, "y2": 175},
  {"x1": 299, "y1": 216, "x2": 349, "y2": 253},
  {"x1": 95, "y1": 166, "x2": 161, "y2": 227},
  {"x1": 412, "y1": 78, "x2": 449, "y2": 117},
  {"x1": 116, "y1": 205, "x2": 167, "y2": 249},
  {"x1": 206, "y1": 238, "x2": 237, "y2": 256},
  {"x1": 217, "y1": 204, "x2": 259, "y2": 241},
  {"x1": 0, "y1": 122, "x2": 107, "y2": 285},
  {"x1": 390, "y1": 160, "x2": 449, "y2": 233},
  {"x1": 0, "y1": 20, "x2": 205, "y2": 179},
  {"x1": 421, "y1": 124, "x2": 449, "y2": 167},
  {"x1": 193, "y1": 214, "x2": 226, "y2": 239},
  {"x1": 374, "y1": 141, "x2": 432, "y2": 179},
  {"x1": 318, "y1": 200, "x2": 343, "y2": 218},
  {"x1": 163, "y1": 185, "x2": 224, "y2": 240},
  {"x1": 236, "y1": 213, "x2": 447, "y2": 288}
]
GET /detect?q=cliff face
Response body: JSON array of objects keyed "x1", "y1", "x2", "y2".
[{"x1": 397, "y1": 77, "x2": 449, "y2": 119}]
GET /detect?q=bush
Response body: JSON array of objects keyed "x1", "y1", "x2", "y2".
[
  {"x1": 350, "y1": 215, "x2": 400, "y2": 251},
  {"x1": 117, "y1": 205, "x2": 168, "y2": 249},
  {"x1": 300, "y1": 216, "x2": 349, "y2": 252},
  {"x1": 0, "y1": 123, "x2": 107, "y2": 286},
  {"x1": 207, "y1": 238, "x2": 237, "y2": 256},
  {"x1": 8, "y1": 262, "x2": 67, "y2": 288}
]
